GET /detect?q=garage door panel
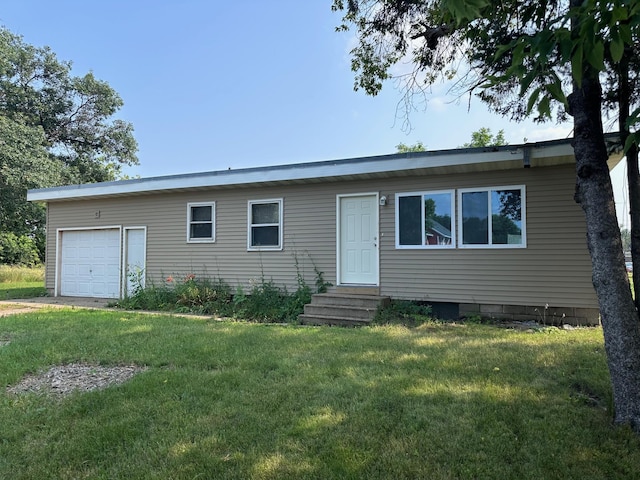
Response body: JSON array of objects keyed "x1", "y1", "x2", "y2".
[
  {"x1": 63, "y1": 248, "x2": 76, "y2": 258},
  {"x1": 91, "y1": 282, "x2": 107, "y2": 296},
  {"x1": 77, "y1": 282, "x2": 91, "y2": 296},
  {"x1": 60, "y1": 229, "x2": 120, "y2": 298},
  {"x1": 61, "y1": 264, "x2": 76, "y2": 276},
  {"x1": 92, "y1": 264, "x2": 105, "y2": 276}
]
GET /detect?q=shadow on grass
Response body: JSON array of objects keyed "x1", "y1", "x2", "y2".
[
  {"x1": 0, "y1": 282, "x2": 47, "y2": 300},
  {"x1": 0, "y1": 311, "x2": 638, "y2": 479}
]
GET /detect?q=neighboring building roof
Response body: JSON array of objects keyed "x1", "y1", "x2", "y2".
[
  {"x1": 27, "y1": 136, "x2": 624, "y2": 202},
  {"x1": 429, "y1": 220, "x2": 452, "y2": 239}
]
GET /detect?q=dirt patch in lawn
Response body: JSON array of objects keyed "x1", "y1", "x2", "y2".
[
  {"x1": 0, "y1": 303, "x2": 38, "y2": 316},
  {"x1": 7, "y1": 363, "x2": 147, "y2": 397}
]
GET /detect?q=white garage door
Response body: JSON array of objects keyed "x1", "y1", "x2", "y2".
[{"x1": 60, "y1": 229, "x2": 121, "y2": 298}]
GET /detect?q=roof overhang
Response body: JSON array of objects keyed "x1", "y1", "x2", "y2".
[{"x1": 27, "y1": 136, "x2": 624, "y2": 202}]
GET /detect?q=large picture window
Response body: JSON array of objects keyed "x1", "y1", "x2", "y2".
[
  {"x1": 458, "y1": 186, "x2": 526, "y2": 248},
  {"x1": 396, "y1": 190, "x2": 455, "y2": 248},
  {"x1": 248, "y1": 199, "x2": 283, "y2": 250},
  {"x1": 187, "y1": 202, "x2": 215, "y2": 242}
]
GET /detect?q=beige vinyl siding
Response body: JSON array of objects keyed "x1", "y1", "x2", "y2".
[
  {"x1": 44, "y1": 162, "x2": 596, "y2": 308},
  {"x1": 45, "y1": 184, "x2": 340, "y2": 296},
  {"x1": 378, "y1": 164, "x2": 596, "y2": 308}
]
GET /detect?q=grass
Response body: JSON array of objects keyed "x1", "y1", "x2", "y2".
[
  {"x1": 1, "y1": 310, "x2": 639, "y2": 479},
  {"x1": 0, "y1": 265, "x2": 44, "y2": 283},
  {"x1": 0, "y1": 266, "x2": 46, "y2": 300}
]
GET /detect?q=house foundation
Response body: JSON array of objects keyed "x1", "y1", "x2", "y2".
[{"x1": 457, "y1": 302, "x2": 600, "y2": 326}]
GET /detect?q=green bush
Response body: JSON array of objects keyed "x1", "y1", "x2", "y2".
[
  {"x1": 117, "y1": 272, "x2": 314, "y2": 324},
  {"x1": 0, "y1": 232, "x2": 40, "y2": 266},
  {"x1": 175, "y1": 275, "x2": 233, "y2": 316},
  {"x1": 116, "y1": 254, "x2": 333, "y2": 323},
  {"x1": 374, "y1": 300, "x2": 434, "y2": 327}
]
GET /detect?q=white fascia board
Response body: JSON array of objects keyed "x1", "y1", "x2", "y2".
[{"x1": 27, "y1": 141, "x2": 575, "y2": 202}]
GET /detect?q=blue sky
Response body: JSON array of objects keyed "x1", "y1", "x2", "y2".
[{"x1": 0, "y1": 0, "x2": 629, "y2": 227}]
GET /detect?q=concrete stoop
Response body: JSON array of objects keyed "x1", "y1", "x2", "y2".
[{"x1": 298, "y1": 289, "x2": 390, "y2": 327}]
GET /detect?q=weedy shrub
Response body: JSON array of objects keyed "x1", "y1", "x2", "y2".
[
  {"x1": 118, "y1": 272, "x2": 314, "y2": 323},
  {"x1": 117, "y1": 252, "x2": 331, "y2": 322},
  {"x1": 240, "y1": 278, "x2": 290, "y2": 322},
  {"x1": 119, "y1": 281, "x2": 178, "y2": 311},
  {"x1": 174, "y1": 275, "x2": 233, "y2": 316},
  {"x1": 374, "y1": 300, "x2": 434, "y2": 327}
]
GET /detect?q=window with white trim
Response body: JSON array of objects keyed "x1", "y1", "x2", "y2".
[
  {"x1": 248, "y1": 199, "x2": 283, "y2": 250},
  {"x1": 458, "y1": 186, "x2": 526, "y2": 248},
  {"x1": 187, "y1": 202, "x2": 215, "y2": 242},
  {"x1": 396, "y1": 190, "x2": 455, "y2": 248}
]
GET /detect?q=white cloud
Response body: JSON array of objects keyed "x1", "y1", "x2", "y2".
[{"x1": 512, "y1": 125, "x2": 573, "y2": 144}]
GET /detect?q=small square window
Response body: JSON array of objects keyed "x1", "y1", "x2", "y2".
[
  {"x1": 248, "y1": 199, "x2": 283, "y2": 250},
  {"x1": 187, "y1": 202, "x2": 215, "y2": 242}
]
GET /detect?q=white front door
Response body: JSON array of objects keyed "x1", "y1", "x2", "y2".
[
  {"x1": 124, "y1": 227, "x2": 146, "y2": 296},
  {"x1": 338, "y1": 194, "x2": 379, "y2": 285},
  {"x1": 60, "y1": 229, "x2": 121, "y2": 298}
]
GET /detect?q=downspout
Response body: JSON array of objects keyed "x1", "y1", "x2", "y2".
[{"x1": 523, "y1": 146, "x2": 531, "y2": 168}]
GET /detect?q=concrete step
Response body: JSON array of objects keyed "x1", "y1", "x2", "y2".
[
  {"x1": 303, "y1": 304, "x2": 377, "y2": 320},
  {"x1": 331, "y1": 286, "x2": 380, "y2": 296},
  {"x1": 309, "y1": 293, "x2": 389, "y2": 309},
  {"x1": 299, "y1": 314, "x2": 371, "y2": 327},
  {"x1": 298, "y1": 292, "x2": 390, "y2": 327}
]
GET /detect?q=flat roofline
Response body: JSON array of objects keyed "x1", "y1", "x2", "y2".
[{"x1": 27, "y1": 135, "x2": 623, "y2": 202}]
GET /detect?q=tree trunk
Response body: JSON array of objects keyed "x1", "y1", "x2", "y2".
[
  {"x1": 569, "y1": 68, "x2": 640, "y2": 431},
  {"x1": 627, "y1": 146, "x2": 640, "y2": 305},
  {"x1": 617, "y1": 52, "x2": 640, "y2": 306}
]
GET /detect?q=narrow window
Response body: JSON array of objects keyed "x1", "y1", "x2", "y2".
[
  {"x1": 187, "y1": 202, "x2": 215, "y2": 242},
  {"x1": 459, "y1": 186, "x2": 525, "y2": 248},
  {"x1": 248, "y1": 199, "x2": 283, "y2": 250},
  {"x1": 396, "y1": 190, "x2": 455, "y2": 248}
]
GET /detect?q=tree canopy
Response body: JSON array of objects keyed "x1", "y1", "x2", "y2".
[
  {"x1": 396, "y1": 141, "x2": 426, "y2": 153},
  {"x1": 461, "y1": 128, "x2": 507, "y2": 148},
  {"x1": 0, "y1": 27, "x2": 138, "y2": 260},
  {"x1": 395, "y1": 127, "x2": 506, "y2": 153},
  {"x1": 333, "y1": 0, "x2": 639, "y2": 133},
  {"x1": 334, "y1": 0, "x2": 640, "y2": 432}
]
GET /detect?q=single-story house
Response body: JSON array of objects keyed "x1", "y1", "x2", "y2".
[{"x1": 27, "y1": 137, "x2": 623, "y2": 325}]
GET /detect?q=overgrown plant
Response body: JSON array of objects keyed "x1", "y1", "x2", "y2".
[
  {"x1": 0, "y1": 265, "x2": 44, "y2": 283},
  {"x1": 117, "y1": 267, "x2": 316, "y2": 324},
  {"x1": 374, "y1": 300, "x2": 434, "y2": 327}
]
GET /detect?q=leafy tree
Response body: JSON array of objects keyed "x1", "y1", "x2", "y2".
[
  {"x1": 461, "y1": 127, "x2": 507, "y2": 148},
  {"x1": 491, "y1": 214, "x2": 522, "y2": 245},
  {"x1": 397, "y1": 127, "x2": 505, "y2": 154},
  {"x1": 396, "y1": 141, "x2": 426, "y2": 152},
  {"x1": 0, "y1": 114, "x2": 58, "y2": 258},
  {"x1": 424, "y1": 197, "x2": 435, "y2": 231},
  {"x1": 0, "y1": 27, "x2": 138, "y2": 261},
  {"x1": 0, "y1": 232, "x2": 40, "y2": 266},
  {"x1": 333, "y1": 0, "x2": 640, "y2": 431}
]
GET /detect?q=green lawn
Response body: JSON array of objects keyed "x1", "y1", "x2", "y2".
[
  {"x1": 0, "y1": 266, "x2": 46, "y2": 300},
  {"x1": 0, "y1": 282, "x2": 47, "y2": 300},
  {"x1": 1, "y1": 310, "x2": 639, "y2": 479}
]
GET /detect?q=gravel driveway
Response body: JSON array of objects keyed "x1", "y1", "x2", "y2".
[{"x1": 0, "y1": 296, "x2": 112, "y2": 316}]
